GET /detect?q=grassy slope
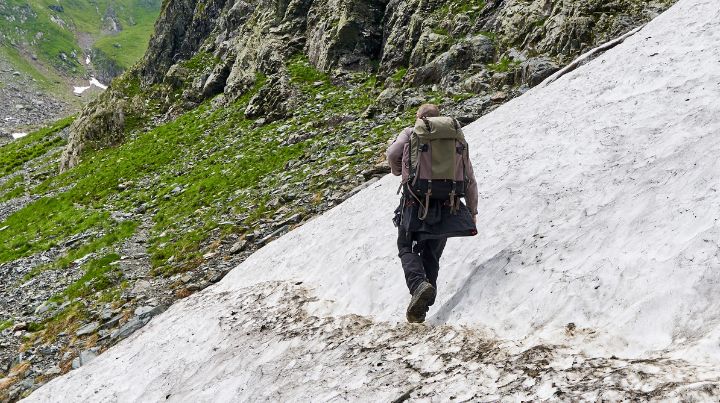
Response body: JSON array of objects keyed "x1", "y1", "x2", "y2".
[
  {"x1": 0, "y1": 117, "x2": 73, "y2": 177},
  {"x1": 92, "y1": 3, "x2": 160, "y2": 70},
  {"x1": 0, "y1": 57, "x2": 415, "y2": 345},
  {"x1": 0, "y1": 0, "x2": 159, "y2": 83}
]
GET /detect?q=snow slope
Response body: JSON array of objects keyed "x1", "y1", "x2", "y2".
[{"x1": 27, "y1": 0, "x2": 720, "y2": 400}]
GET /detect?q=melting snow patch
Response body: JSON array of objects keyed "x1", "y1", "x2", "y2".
[
  {"x1": 73, "y1": 77, "x2": 107, "y2": 95},
  {"x1": 89, "y1": 77, "x2": 107, "y2": 90},
  {"x1": 73, "y1": 85, "x2": 91, "y2": 95},
  {"x1": 11, "y1": 132, "x2": 28, "y2": 139}
]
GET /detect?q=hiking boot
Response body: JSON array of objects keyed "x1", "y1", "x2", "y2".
[{"x1": 406, "y1": 281, "x2": 436, "y2": 323}]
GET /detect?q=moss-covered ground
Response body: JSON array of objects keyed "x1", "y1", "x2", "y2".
[{"x1": 0, "y1": 55, "x2": 416, "y2": 311}]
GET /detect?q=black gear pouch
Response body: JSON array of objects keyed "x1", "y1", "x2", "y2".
[{"x1": 392, "y1": 204, "x2": 402, "y2": 227}]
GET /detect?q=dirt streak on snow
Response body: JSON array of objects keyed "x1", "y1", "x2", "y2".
[
  {"x1": 25, "y1": 0, "x2": 720, "y2": 401},
  {"x1": 23, "y1": 282, "x2": 720, "y2": 402}
]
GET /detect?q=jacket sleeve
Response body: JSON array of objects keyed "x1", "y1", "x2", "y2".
[
  {"x1": 462, "y1": 136, "x2": 479, "y2": 216},
  {"x1": 386, "y1": 128, "x2": 410, "y2": 176}
]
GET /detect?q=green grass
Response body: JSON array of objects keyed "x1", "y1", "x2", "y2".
[
  {"x1": 435, "y1": 0, "x2": 487, "y2": 19},
  {"x1": 390, "y1": 68, "x2": 407, "y2": 84},
  {"x1": 487, "y1": 56, "x2": 520, "y2": 73},
  {"x1": 0, "y1": 0, "x2": 83, "y2": 74},
  {"x1": 180, "y1": 51, "x2": 220, "y2": 72},
  {"x1": 0, "y1": 46, "x2": 70, "y2": 98},
  {"x1": 50, "y1": 253, "x2": 122, "y2": 302},
  {"x1": 5, "y1": 55, "x2": 386, "y2": 279},
  {"x1": 288, "y1": 55, "x2": 331, "y2": 86},
  {"x1": 0, "y1": 175, "x2": 25, "y2": 202},
  {"x1": 0, "y1": 0, "x2": 160, "y2": 78},
  {"x1": 0, "y1": 319, "x2": 13, "y2": 331},
  {"x1": 33, "y1": 302, "x2": 88, "y2": 343},
  {"x1": 24, "y1": 220, "x2": 138, "y2": 280},
  {"x1": 0, "y1": 197, "x2": 110, "y2": 263},
  {"x1": 0, "y1": 116, "x2": 74, "y2": 177},
  {"x1": 92, "y1": 4, "x2": 161, "y2": 70},
  {"x1": 478, "y1": 31, "x2": 497, "y2": 42}
]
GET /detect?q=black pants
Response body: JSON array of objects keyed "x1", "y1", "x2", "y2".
[{"x1": 397, "y1": 228, "x2": 447, "y2": 306}]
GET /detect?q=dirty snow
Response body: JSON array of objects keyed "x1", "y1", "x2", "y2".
[
  {"x1": 27, "y1": 0, "x2": 720, "y2": 401},
  {"x1": 73, "y1": 77, "x2": 107, "y2": 95}
]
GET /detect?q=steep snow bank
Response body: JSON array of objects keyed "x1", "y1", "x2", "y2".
[
  {"x1": 27, "y1": 0, "x2": 720, "y2": 400},
  {"x1": 219, "y1": 0, "x2": 720, "y2": 360}
]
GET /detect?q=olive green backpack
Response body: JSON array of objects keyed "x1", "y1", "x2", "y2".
[{"x1": 406, "y1": 116, "x2": 469, "y2": 218}]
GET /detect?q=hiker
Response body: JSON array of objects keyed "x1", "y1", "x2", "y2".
[{"x1": 387, "y1": 103, "x2": 478, "y2": 323}]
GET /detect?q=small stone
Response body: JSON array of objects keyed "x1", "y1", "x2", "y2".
[
  {"x1": 111, "y1": 317, "x2": 147, "y2": 340},
  {"x1": 76, "y1": 321, "x2": 100, "y2": 337},
  {"x1": 101, "y1": 314, "x2": 123, "y2": 330},
  {"x1": 100, "y1": 308, "x2": 114, "y2": 321},
  {"x1": 34, "y1": 301, "x2": 57, "y2": 315},
  {"x1": 228, "y1": 240, "x2": 247, "y2": 254},
  {"x1": 207, "y1": 271, "x2": 225, "y2": 283},
  {"x1": 44, "y1": 366, "x2": 62, "y2": 376},
  {"x1": 491, "y1": 92, "x2": 508, "y2": 102},
  {"x1": 117, "y1": 181, "x2": 134, "y2": 190},
  {"x1": 71, "y1": 350, "x2": 98, "y2": 369},
  {"x1": 134, "y1": 306, "x2": 155, "y2": 317},
  {"x1": 135, "y1": 305, "x2": 165, "y2": 320},
  {"x1": 132, "y1": 279, "x2": 151, "y2": 294}
]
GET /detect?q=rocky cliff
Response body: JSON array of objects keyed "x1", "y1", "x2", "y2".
[{"x1": 60, "y1": 0, "x2": 674, "y2": 169}]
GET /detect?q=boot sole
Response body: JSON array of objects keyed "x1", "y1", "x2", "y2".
[{"x1": 406, "y1": 283, "x2": 436, "y2": 323}]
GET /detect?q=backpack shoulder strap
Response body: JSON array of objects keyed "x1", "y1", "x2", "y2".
[{"x1": 421, "y1": 117, "x2": 432, "y2": 134}]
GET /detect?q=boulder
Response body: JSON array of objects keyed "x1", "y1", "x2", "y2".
[
  {"x1": 244, "y1": 74, "x2": 297, "y2": 122},
  {"x1": 71, "y1": 349, "x2": 98, "y2": 369},
  {"x1": 75, "y1": 322, "x2": 100, "y2": 337},
  {"x1": 517, "y1": 57, "x2": 560, "y2": 87},
  {"x1": 305, "y1": 0, "x2": 386, "y2": 72},
  {"x1": 411, "y1": 34, "x2": 495, "y2": 86}
]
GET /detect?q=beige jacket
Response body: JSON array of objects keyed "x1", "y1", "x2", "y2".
[{"x1": 386, "y1": 126, "x2": 479, "y2": 215}]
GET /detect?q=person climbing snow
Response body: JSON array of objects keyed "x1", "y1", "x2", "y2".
[{"x1": 387, "y1": 103, "x2": 479, "y2": 323}]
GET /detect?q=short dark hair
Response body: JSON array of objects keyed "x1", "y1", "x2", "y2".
[{"x1": 417, "y1": 103, "x2": 440, "y2": 118}]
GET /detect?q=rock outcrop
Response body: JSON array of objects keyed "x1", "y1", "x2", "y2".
[{"x1": 59, "y1": 0, "x2": 675, "y2": 170}]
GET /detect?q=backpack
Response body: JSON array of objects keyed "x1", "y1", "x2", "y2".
[{"x1": 405, "y1": 116, "x2": 468, "y2": 219}]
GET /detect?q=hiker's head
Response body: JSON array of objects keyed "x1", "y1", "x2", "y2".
[{"x1": 416, "y1": 104, "x2": 440, "y2": 119}]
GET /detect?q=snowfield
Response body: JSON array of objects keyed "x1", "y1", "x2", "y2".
[{"x1": 27, "y1": 0, "x2": 720, "y2": 400}]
